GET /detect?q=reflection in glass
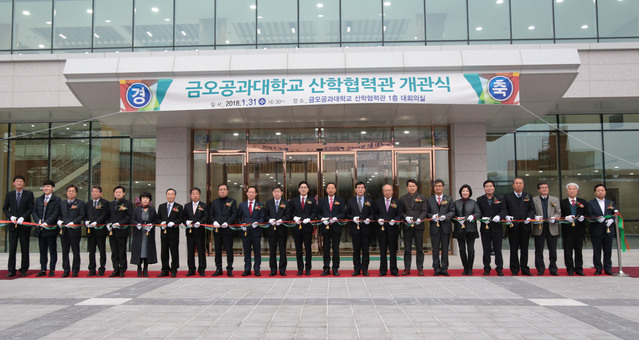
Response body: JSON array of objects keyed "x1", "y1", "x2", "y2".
[
  {"x1": 131, "y1": 138, "x2": 156, "y2": 199},
  {"x1": 357, "y1": 151, "x2": 392, "y2": 200},
  {"x1": 299, "y1": 0, "x2": 339, "y2": 43},
  {"x1": 516, "y1": 116, "x2": 558, "y2": 132},
  {"x1": 210, "y1": 131, "x2": 246, "y2": 150},
  {"x1": 193, "y1": 153, "x2": 207, "y2": 200},
  {"x1": 558, "y1": 115, "x2": 601, "y2": 131},
  {"x1": 51, "y1": 122, "x2": 91, "y2": 138},
  {"x1": 90, "y1": 139, "x2": 131, "y2": 199},
  {"x1": 13, "y1": 0, "x2": 52, "y2": 50},
  {"x1": 322, "y1": 154, "x2": 355, "y2": 201},
  {"x1": 53, "y1": 0, "x2": 92, "y2": 49},
  {"x1": 511, "y1": 0, "x2": 553, "y2": 40},
  {"x1": 396, "y1": 152, "x2": 431, "y2": 197},
  {"x1": 433, "y1": 127, "x2": 448, "y2": 147},
  {"x1": 435, "y1": 149, "x2": 450, "y2": 196},
  {"x1": 134, "y1": 0, "x2": 174, "y2": 47},
  {"x1": 468, "y1": 0, "x2": 510, "y2": 40},
  {"x1": 285, "y1": 154, "x2": 318, "y2": 201},
  {"x1": 394, "y1": 127, "x2": 431, "y2": 148},
  {"x1": 559, "y1": 132, "x2": 603, "y2": 197},
  {"x1": 0, "y1": 0, "x2": 11, "y2": 50},
  {"x1": 175, "y1": 0, "x2": 215, "y2": 46},
  {"x1": 249, "y1": 129, "x2": 317, "y2": 145},
  {"x1": 426, "y1": 0, "x2": 467, "y2": 41},
  {"x1": 486, "y1": 133, "x2": 515, "y2": 192},
  {"x1": 216, "y1": 0, "x2": 256, "y2": 45},
  {"x1": 341, "y1": 0, "x2": 381, "y2": 42},
  {"x1": 257, "y1": 0, "x2": 297, "y2": 44},
  {"x1": 210, "y1": 155, "x2": 244, "y2": 203},
  {"x1": 603, "y1": 114, "x2": 639, "y2": 130},
  {"x1": 554, "y1": 0, "x2": 596, "y2": 39},
  {"x1": 247, "y1": 152, "x2": 284, "y2": 202},
  {"x1": 515, "y1": 132, "x2": 560, "y2": 197},
  {"x1": 604, "y1": 131, "x2": 639, "y2": 223},
  {"x1": 383, "y1": 0, "x2": 424, "y2": 42},
  {"x1": 599, "y1": 0, "x2": 639, "y2": 38},
  {"x1": 51, "y1": 139, "x2": 90, "y2": 198},
  {"x1": 323, "y1": 128, "x2": 390, "y2": 144},
  {"x1": 94, "y1": 0, "x2": 133, "y2": 48},
  {"x1": 11, "y1": 139, "x2": 49, "y2": 193},
  {"x1": 12, "y1": 123, "x2": 49, "y2": 139}
]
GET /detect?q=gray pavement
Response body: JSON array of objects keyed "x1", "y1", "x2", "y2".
[{"x1": 0, "y1": 249, "x2": 638, "y2": 339}]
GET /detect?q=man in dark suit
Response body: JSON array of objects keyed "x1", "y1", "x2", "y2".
[
  {"x1": 265, "y1": 185, "x2": 289, "y2": 276},
  {"x1": 237, "y1": 186, "x2": 265, "y2": 276},
  {"x1": 588, "y1": 184, "x2": 618, "y2": 275},
  {"x1": 318, "y1": 182, "x2": 346, "y2": 276},
  {"x1": 399, "y1": 179, "x2": 428, "y2": 276},
  {"x1": 2, "y1": 175, "x2": 34, "y2": 277},
  {"x1": 503, "y1": 177, "x2": 535, "y2": 276},
  {"x1": 373, "y1": 184, "x2": 402, "y2": 276},
  {"x1": 476, "y1": 180, "x2": 506, "y2": 276},
  {"x1": 346, "y1": 182, "x2": 374, "y2": 276},
  {"x1": 157, "y1": 188, "x2": 183, "y2": 277},
  {"x1": 560, "y1": 183, "x2": 588, "y2": 276},
  {"x1": 85, "y1": 185, "x2": 110, "y2": 277},
  {"x1": 290, "y1": 181, "x2": 317, "y2": 276},
  {"x1": 57, "y1": 184, "x2": 85, "y2": 277},
  {"x1": 32, "y1": 179, "x2": 61, "y2": 277},
  {"x1": 107, "y1": 185, "x2": 133, "y2": 277},
  {"x1": 185, "y1": 187, "x2": 209, "y2": 277},
  {"x1": 209, "y1": 184, "x2": 237, "y2": 277},
  {"x1": 426, "y1": 179, "x2": 455, "y2": 276}
]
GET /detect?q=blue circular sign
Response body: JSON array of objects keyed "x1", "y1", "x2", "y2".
[
  {"x1": 487, "y1": 76, "x2": 514, "y2": 102},
  {"x1": 258, "y1": 98, "x2": 266, "y2": 106},
  {"x1": 126, "y1": 83, "x2": 152, "y2": 109}
]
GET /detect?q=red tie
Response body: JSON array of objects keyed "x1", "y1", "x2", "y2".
[
  {"x1": 571, "y1": 199, "x2": 575, "y2": 206},
  {"x1": 249, "y1": 201, "x2": 253, "y2": 215},
  {"x1": 437, "y1": 196, "x2": 441, "y2": 205},
  {"x1": 301, "y1": 197, "x2": 305, "y2": 209},
  {"x1": 329, "y1": 197, "x2": 333, "y2": 212}
]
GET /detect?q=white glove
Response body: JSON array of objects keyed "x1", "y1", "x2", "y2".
[
  {"x1": 378, "y1": 218, "x2": 384, "y2": 225},
  {"x1": 57, "y1": 220, "x2": 63, "y2": 227},
  {"x1": 186, "y1": 220, "x2": 192, "y2": 226},
  {"x1": 85, "y1": 221, "x2": 90, "y2": 227},
  {"x1": 364, "y1": 218, "x2": 370, "y2": 225},
  {"x1": 162, "y1": 224, "x2": 167, "y2": 230},
  {"x1": 252, "y1": 222, "x2": 258, "y2": 228},
  {"x1": 303, "y1": 218, "x2": 310, "y2": 224},
  {"x1": 566, "y1": 215, "x2": 575, "y2": 223},
  {"x1": 389, "y1": 220, "x2": 396, "y2": 226},
  {"x1": 293, "y1": 216, "x2": 301, "y2": 223},
  {"x1": 276, "y1": 219, "x2": 282, "y2": 226},
  {"x1": 331, "y1": 217, "x2": 338, "y2": 224},
  {"x1": 323, "y1": 219, "x2": 330, "y2": 225},
  {"x1": 137, "y1": 224, "x2": 142, "y2": 230},
  {"x1": 242, "y1": 227, "x2": 247, "y2": 232},
  {"x1": 194, "y1": 222, "x2": 200, "y2": 228},
  {"x1": 90, "y1": 222, "x2": 97, "y2": 227},
  {"x1": 321, "y1": 217, "x2": 329, "y2": 222},
  {"x1": 550, "y1": 217, "x2": 556, "y2": 224},
  {"x1": 167, "y1": 222, "x2": 175, "y2": 228},
  {"x1": 17, "y1": 217, "x2": 24, "y2": 225},
  {"x1": 438, "y1": 215, "x2": 446, "y2": 222},
  {"x1": 161, "y1": 221, "x2": 167, "y2": 226},
  {"x1": 268, "y1": 218, "x2": 276, "y2": 225},
  {"x1": 353, "y1": 216, "x2": 360, "y2": 223},
  {"x1": 597, "y1": 216, "x2": 605, "y2": 223},
  {"x1": 492, "y1": 216, "x2": 500, "y2": 223},
  {"x1": 524, "y1": 218, "x2": 531, "y2": 224},
  {"x1": 415, "y1": 218, "x2": 422, "y2": 225},
  {"x1": 10, "y1": 216, "x2": 16, "y2": 222},
  {"x1": 405, "y1": 216, "x2": 414, "y2": 223},
  {"x1": 431, "y1": 214, "x2": 438, "y2": 221},
  {"x1": 506, "y1": 215, "x2": 514, "y2": 222},
  {"x1": 222, "y1": 222, "x2": 228, "y2": 228},
  {"x1": 66, "y1": 222, "x2": 73, "y2": 227},
  {"x1": 535, "y1": 216, "x2": 543, "y2": 222},
  {"x1": 614, "y1": 210, "x2": 619, "y2": 214},
  {"x1": 41, "y1": 222, "x2": 48, "y2": 227},
  {"x1": 606, "y1": 219, "x2": 614, "y2": 227},
  {"x1": 213, "y1": 221, "x2": 220, "y2": 228},
  {"x1": 578, "y1": 215, "x2": 585, "y2": 222},
  {"x1": 113, "y1": 223, "x2": 120, "y2": 227},
  {"x1": 106, "y1": 224, "x2": 112, "y2": 231},
  {"x1": 467, "y1": 215, "x2": 474, "y2": 222}
]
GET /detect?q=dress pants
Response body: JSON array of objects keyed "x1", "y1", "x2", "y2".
[
  {"x1": 187, "y1": 234, "x2": 207, "y2": 274},
  {"x1": 562, "y1": 225, "x2": 584, "y2": 274},
  {"x1": 38, "y1": 234, "x2": 57, "y2": 271},
  {"x1": 160, "y1": 228, "x2": 180, "y2": 273},
  {"x1": 269, "y1": 228, "x2": 288, "y2": 273},
  {"x1": 351, "y1": 232, "x2": 370, "y2": 273},
  {"x1": 403, "y1": 228, "x2": 424, "y2": 270},
  {"x1": 431, "y1": 231, "x2": 450, "y2": 273},
  {"x1": 213, "y1": 229, "x2": 234, "y2": 271},
  {"x1": 534, "y1": 224, "x2": 557, "y2": 274},
  {"x1": 87, "y1": 234, "x2": 107, "y2": 273},
  {"x1": 591, "y1": 234, "x2": 614, "y2": 272},
  {"x1": 322, "y1": 229, "x2": 341, "y2": 270},
  {"x1": 109, "y1": 235, "x2": 128, "y2": 273},
  {"x1": 242, "y1": 229, "x2": 261, "y2": 272},
  {"x1": 508, "y1": 227, "x2": 531, "y2": 274},
  {"x1": 378, "y1": 230, "x2": 399, "y2": 275},
  {"x1": 8, "y1": 227, "x2": 30, "y2": 274},
  {"x1": 481, "y1": 230, "x2": 503, "y2": 271},
  {"x1": 457, "y1": 237, "x2": 476, "y2": 270},
  {"x1": 61, "y1": 233, "x2": 81, "y2": 273},
  {"x1": 292, "y1": 228, "x2": 313, "y2": 271}
]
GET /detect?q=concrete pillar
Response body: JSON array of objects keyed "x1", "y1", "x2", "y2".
[{"x1": 155, "y1": 127, "x2": 192, "y2": 269}]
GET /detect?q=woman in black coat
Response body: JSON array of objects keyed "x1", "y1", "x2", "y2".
[
  {"x1": 453, "y1": 184, "x2": 481, "y2": 276},
  {"x1": 131, "y1": 192, "x2": 158, "y2": 277}
]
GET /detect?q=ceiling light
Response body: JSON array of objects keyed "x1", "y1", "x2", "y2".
[
  {"x1": 233, "y1": 132, "x2": 239, "y2": 136},
  {"x1": 291, "y1": 27, "x2": 295, "y2": 34},
  {"x1": 257, "y1": 28, "x2": 261, "y2": 34},
  {"x1": 58, "y1": 34, "x2": 67, "y2": 39},
  {"x1": 86, "y1": 9, "x2": 93, "y2": 14},
  {"x1": 614, "y1": 166, "x2": 620, "y2": 169},
  {"x1": 318, "y1": 14, "x2": 324, "y2": 18},
  {"x1": 475, "y1": 26, "x2": 483, "y2": 31},
  {"x1": 275, "y1": 132, "x2": 282, "y2": 136},
  {"x1": 151, "y1": 7, "x2": 159, "y2": 12},
  {"x1": 384, "y1": 1, "x2": 391, "y2": 6},
  {"x1": 250, "y1": 4, "x2": 256, "y2": 10},
  {"x1": 164, "y1": 18, "x2": 171, "y2": 22},
  {"x1": 105, "y1": 19, "x2": 111, "y2": 23},
  {"x1": 538, "y1": 170, "x2": 543, "y2": 173},
  {"x1": 360, "y1": 131, "x2": 367, "y2": 135},
  {"x1": 556, "y1": 0, "x2": 564, "y2": 3},
  {"x1": 257, "y1": 16, "x2": 262, "y2": 19},
  {"x1": 581, "y1": 24, "x2": 589, "y2": 29},
  {"x1": 226, "y1": 40, "x2": 230, "y2": 44},
  {"x1": 316, "y1": 3, "x2": 324, "y2": 8},
  {"x1": 528, "y1": 26, "x2": 535, "y2": 30},
  {"x1": 38, "y1": 44, "x2": 45, "y2": 48},
  {"x1": 146, "y1": 31, "x2": 153, "y2": 37},
  {"x1": 496, "y1": 0, "x2": 504, "y2": 3},
  {"x1": 22, "y1": 10, "x2": 30, "y2": 16},
  {"x1": 180, "y1": 30, "x2": 187, "y2": 36},
  {"x1": 403, "y1": 130, "x2": 410, "y2": 134},
  {"x1": 94, "y1": 33, "x2": 100, "y2": 38},
  {"x1": 45, "y1": 21, "x2": 52, "y2": 24},
  {"x1": 347, "y1": 26, "x2": 351, "y2": 32}
]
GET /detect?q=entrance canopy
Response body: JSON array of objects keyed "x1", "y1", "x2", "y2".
[{"x1": 64, "y1": 47, "x2": 580, "y2": 135}]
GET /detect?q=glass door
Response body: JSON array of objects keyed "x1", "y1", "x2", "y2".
[
  {"x1": 247, "y1": 152, "x2": 284, "y2": 202},
  {"x1": 285, "y1": 153, "x2": 319, "y2": 200},
  {"x1": 321, "y1": 153, "x2": 356, "y2": 247},
  {"x1": 210, "y1": 154, "x2": 245, "y2": 252}
]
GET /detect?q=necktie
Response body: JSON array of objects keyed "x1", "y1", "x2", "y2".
[
  {"x1": 571, "y1": 199, "x2": 575, "y2": 206},
  {"x1": 437, "y1": 196, "x2": 441, "y2": 205},
  {"x1": 16, "y1": 192, "x2": 21, "y2": 209},
  {"x1": 193, "y1": 202, "x2": 197, "y2": 214},
  {"x1": 43, "y1": 196, "x2": 49, "y2": 219},
  {"x1": 517, "y1": 193, "x2": 521, "y2": 199},
  {"x1": 94, "y1": 200, "x2": 98, "y2": 208},
  {"x1": 358, "y1": 197, "x2": 363, "y2": 212},
  {"x1": 249, "y1": 201, "x2": 253, "y2": 215},
  {"x1": 167, "y1": 203, "x2": 171, "y2": 216},
  {"x1": 301, "y1": 197, "x2": 305, "y2": 209},
  {"x1": 275, "y1": 200, "x2": 279, "y2": 213},
  {"x1": 385, "y1": 199, "x2": 390, "y2": 212},
  {"x1": 488, "y1": 198, "x2": 492, "y2": 206},
  {"x1": 329, "y1": 197, "x2": 333, "y2": 212}
]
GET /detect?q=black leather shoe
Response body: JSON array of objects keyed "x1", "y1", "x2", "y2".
[
  {"x1": 483, "y1": 270, "x2": 490, "y2": 276},
  {"x1": 227, "y1": 271, "x2": 234, "y2": 277},
  {"x1": 297, "y1": 270, "x2": 303, "y2": 276},
  {"x1": 98, "y1": 270, "x2": 105, "y2": 277},
  {"x1": 255, "y1": 271, "x2": 261, "y2": 277},
  {"x1": 433, "y1": 271, "x2": 440, "y2": 276},
  {"x1": 242, "y1": 271, "x2": 251, "y2": 277},
  {"x1": 391, "y1": 272, "x2": 399, "y2": 276},
  {"x1": 280, "y1": 271, "x2": 287, "y2": 276},
  {"x1": 605, "y1": 270, "x2": 613, "y2": 276},
  {"x1": 119, "y1": 271, "x2": 125, "y2": 277},
  {"x1": 321, "y1": 269, "x2": 330, "y2": 276},
  {"x1": 363, "y1": 271, "x2": 369, "y2": 277},
  {"x1": 62, "y1": 271, "x2": 70, "y2": 278},
  {"x1": 496, "y1": 270, "x2": 504, "y2": 277},
  {"x1": 417, "y1": 269, "x2": 424, "y2": 276},
  {"x1": 6, "y1": 272, "x2": 16, "y2": 278},
  {"x1": 36, "y1": 271, "x2": 47, "y2": 277},
  {"x1": 441, "y1": 271, "x2": 450, "y2": 276},
  {"x1": 72, "y1": 272, "x2": 79, "y2": 277},
  {"x1": 568, "y1": 272, "x2": 574, "y2": 276},
  {"x1": 157, "y1": 272, "x2": 169, "y2": 277},
  {"x1": 305, "y1": 270, "x2": 311, "y2": 276},
  {"x1": 212, "y1": 269, "x2": 223, "y2": 277},
  {"x1": 48, "y1": 271, "x2": 55, "y2": 277},
  {"x1": 522, "y1": 272, "x2": 533, "y2": 276},
  {"x1": 108, "y1": 271, "x2": 119, "y2": 277},
  {"x1": 199, "y1": 272, "x2": 205, "y2": 277},
  {"x1": 511, "y1": 272, "x2": 518, "y2": 276},
  {"x1": 537, "y1": 272, "x2": 544, "y2": 276},
  {"x1": 594, "y1": 270, "x2": 602, "y2": 275},
  {"x1": 468, "y1": 269, "x2": 473, "y2": 276},
  {"x1": 87, "y1": 272, "x2": 96, "y2": 277},
  {"x1": 576, "y1": 271, "x2": 585, "y2": 276},
  {"x1": 401, "y1": 269, "x2": 411, "y2": 276},
  {"x1": 20, "y1": 272, "x2": 27, "y2": 277},
  {"x1": 186, "y1": 272, "x2": 195, "y2": 277},
  {"x1": 269, "y1": 271, "x2": 277, "y2": 277},
  {"x1": 550, "y1": 272, "x2": 558, "y2": 276},
  {"x1": 351, "y1": 271, "x2": 360, "y2": 277},
  {"x1": 332, "y1": 269, "x2": 340, "y2": 276},
  {"x1": 170, "y1": 272, "x2": 177, "y2": 277}
]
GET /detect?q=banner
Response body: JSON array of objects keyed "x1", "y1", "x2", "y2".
[{"x1": 119, "y1": 72, "x2": 520, "y2": 112}]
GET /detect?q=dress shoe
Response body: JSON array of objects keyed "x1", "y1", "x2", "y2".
[
  {"x1": 550, "y1": 272, "x2": 558, "y2": 276},
  {"x1": 108, "y1": 271, "x2": 119, "y2": 277},
  {"x1": 441, "y1": 271, "x2": 450, "y2": 276},
  {"x1": 401, "y1": 269, "x2": 411, "y2": 276},
  {"x1": 36, "y1": 271, "x2": 47, "y2": 277},
  {"x1": 48, "y1": 271, "x2": 55, "y2": 277},
  {"x1": 6, "y1": 272, "x2": 16, "y2": 278},
  {"x1": 605, "y1": 270, "x2": 613, "y2": 276},
  {"x1": 321, "y1": 269, "x2": 330, "y2": 276},
  {"x1": 227, "y1": 271, "x2": 234, "y2": 277},
  {"x1": 297, "y1": 270, "x2": 303, "y2": 276},
  {"x1": 186, "y1": 272, "x2": 195, "y2": 277},
  {"x1": 391, "y1": 272, "x2": 399, "y2": 276},
  {"x1": 87, "y1": 272, "x2": 97, "y2": 277},
  {"x1": 280, "y1": 271, "x2": 287, "y2": 276},
  {"x1": 379, "y1": 272, "x2": 386, "y2": 277},
  {"x1": 119, "y1": 271, "x2": 125, "y2": 277},
  {"x1": 483, "y1": 270, "x2": 490, "y2": 276},
  {"x1": 170, "y1": 272, "x2": 177, "y2": 277},
  {"x1": 351, "y1": 271, "x2": 360, "y2": 277},
  {"x1": 576, "y1": 271, "x2": 585, "y2": 276},
  {"x1": 467, "y1": 269, "x2": 473, "y2": 276},
  {"x1": 462, "y1": 270, "x2": 468, "y2": 276},
  {"x1": 98, "y1": 270, "x2": 105, "y2": 277},
  {"x1": 62, "y1": 271, "x2": 70, "y2": 278},
  {"x1": 537, "y1": 272, "x2": 544, "y2": 276},
  {"x1": 20, "y1": 272, "x2": 27, "y2": 277},
  {"x1": 511, "y1": 271, "x2": 518, "y2": 276},
  {"x1": 269, "y1": 271, "x2": 277, "y2": 277},
  {"x1": 242, "y1": 271, "x2": 251, "y2": 277},
  {"x1": 212, "y1": 269, "x2": 223, "y2": 277},
  {"x1": 522, "y1": 272, "x2": 533, "y2": 276},
  {"x1": 72, "y1": 272, "x2": 79, "y2": 277},
  {"x1": 568, "y1": 272, "x2": 575, "y2": 276},
  {"x1": 417, "y1": 269, "x2": 424, "y2": 276},
  {"x1": 362, "y1": 271, "x2": 369, "y2": 277},
  {"x1": 199, "y1": 272, "x2": 205, "y2": 277},
  {"x1": 143, "y1": 271, "x2": 149, "y2": 278},
  {"x1": 305, "y1": 270, "x2": 311, "y2": 276},
  {"x1": 496, "y1": 270, "x2": 504, "y2": 277},
  {"x1": 594, "y1": 270, "x2": 602, "y2": 275},
  {"x1": 433, "y1": 271, "x2": 440, "y2": 276},
  {"x1": 255, "y1": 271, "x2": 261, "y2": 277},
  {"x1": 332, "y1": 269, "x2": 340, "y2": 276},
  {"x1": 157, "y1": 272, "x2": 169, "y2": 277}
]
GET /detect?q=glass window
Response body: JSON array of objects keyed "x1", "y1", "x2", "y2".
[
  {"x1": 53, "y1": 0, "x2": 92, "y2": 49},
  {"x1": 131, "y1": 138, "x2": 156, "y2": 199},
  {"x1": 511, "y1": 0, "x2": 554, "y2": 40},
  {"x1": 516, "y1": 132, "x2": 560, "y2": 197},
  {"x1": 435, "y1": 149, "x2": 450, "y2": 196},
  {"x1": 51, "y1": 122, "x2": 91, "y2": 138},
  {"x1": 323, "y1": 127, "x2": 390, "y2": 144},
  {"x1": 604, "y1": 131, "x2": 639, "y2": 221},
  {"x1": 468, "y1": 0, "x2": 510, "y2": 41},
  {"x1": 257, "y1": 0, "x2": 297, "y2": 44},
  {"x1": 486, "y1": 133, "x2": 515, "y2": 193},
  {"x1": 425, "y1": 0, "x2": 467, "y2": 41},
  {"x1": 193, "y1": 130, "x2": 209, "y2": 151},
  {"x1": 12, "y1": 123, "x2": 49, "y2": 139},
  {"x1": 134, "y1": 0, "x2": 173, "y2": 47},
  {"x1": 210, "y1": 130, "x2": 246, "y2": 150},
  {"x1": 603, "y1": 114, "x2": 639, "y2": 130},
  {"x1": 91, "y1": 138, "x2": 131, "y2": 199},
  {"x1": 558, "y1": 115, "x2": 601, "y2": 131},
  {"x1": 599, "y1": 0, "x2": 639, "y2": 38},
  {"x1": 216, "y1": 0, "x2": 256, "y2": 46},
  {"x1": 94, "y1": 0, "x2": 133, "y2": 48},
  {"x1": 13, "y1": 0, "x2": 52, "y2": 50},
  {"x1": 247, "y1": 152, "x2": 284, "y2": 201},
  {"x1": 51, "y1": 139, "x2": 90, "y2": 198},
  {"x1": 516, "y1": 116, "x2": 557, "y2": 131},
  {"x1": 394, "y1": 127, "x2": 432, "y2": 148},
  {"x1": 342, "y1": 0, "x2": 382, "y2": 42},
  {"x1": 192, "y1": 153, "x2": 207, "y2": 200},
  {"x1": 558, "y1": 132, "x2": 604, "y2": 199},
  {"x1": 383, "y1": 0, "x2": 424, "y2": 42},
  {"x1": 356, "y1": 151, "x2": 392, "y2": 200},
  {"x1": 175, "y1": 0, "x2": 215, "y2": 46},
  {"x1": 433, "y1": 127, "x2": 448, "y2": 147},
  {"x1": 299, "y1": 0, "x2": 339, "y2": 43},
  {"x1": 11, "y1": 139, "x2": 50, "y2": 192},
  {"x1": 0, "y1": 0, "x2": 12, "y2": 50},
  {"x1": 554, "y1": 0, "x2": 596, "y2": 39},
  {"x1": 249, "y1": 129, "x2": 316, "y2": 145}
]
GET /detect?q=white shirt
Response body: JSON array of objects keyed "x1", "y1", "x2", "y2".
[{"x1": 597, "y1": 198, "x2": 606, "y2": 215}]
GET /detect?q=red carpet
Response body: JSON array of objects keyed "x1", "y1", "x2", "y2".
[{"x1": 0, "y1": 267, "x2": 617, "y2": 279}]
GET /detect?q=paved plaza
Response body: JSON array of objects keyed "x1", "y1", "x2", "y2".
[{"x1": 0, "y1": 250, "x2": 638, "y2": 339}]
